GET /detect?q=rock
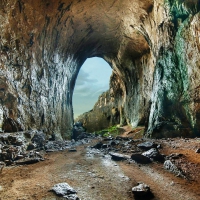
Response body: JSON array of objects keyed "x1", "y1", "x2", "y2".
[
  {"x1": 74, "y1": 122, "x2": 83, "y2": 127},
  {"x1": 103, "y1": 137, "x2": 113, "y2": 141},
  {"x1": 0, "y1": 162, "x2": 5, "y2": 172},
  {"x1": 45, "y1": 140, "x2": 70, "y2": 152},
  {"x1": 51, "y1": 183, "x2": 77, "y2": 196},
  {"x1": 195, "y1": 148, "x2": 200, "y2": 153},
  {"x1": 108, "y1": 140, "x2": 119, "y2": 146},
  {"x1": 132, "y1": 183, "x2": 151, "y2": 197},
  {"x1": 137, "y1": 142, "x2": 157, "y2": 150},
  {"x1": 72, "y1": 122, "x2": 86, "y2": 140},
  {"x1": 31, "y1": 131, "x2": 46, "y2": 149},
  {"x1": 76, "y1": 132, "x2": 89, "y2": 140},
  {"x1": 142, "y1": 148, "x2": 164, "y2": 162},
  {"x1": 15, "y1": 158, "x2": 41, "y2": 165},
  {"x1": 109, "y1": 152, "x2": 131, "y2": 161},
  {"x1": 164, "y1": 160, "x2": 185, "y2": 177},
  {"x1": 64, "y1": 194, "x2": 80, "y2": 200},
  {"x1": 27, "y1": 143, "x2": 36, "y2": 151},
  {"x1": 166, "y1": 153, "x2": 183, "y2": 160},
  {"x1": 92, "y1": 142, "x2": 103, "y2": 149},
  {"x1": 116, "y1": 136, "x2": 131, "y2": 141},
  {"x1": 68, "y1": 148, "x2": 77, "y2": 152},
  {"x1": 101, "y1": 144, "x2": 108, "y2": 149},
  {"x1": 131, "y1": 154, "x2": 151, "y2": 164}
]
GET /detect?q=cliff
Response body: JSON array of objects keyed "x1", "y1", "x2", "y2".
[{"x1": 0, "y1": 0, "x2": 199, "y2": 139}]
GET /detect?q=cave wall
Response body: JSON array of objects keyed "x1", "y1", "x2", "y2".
[{"x1": 0, "y1": 0, "x2": 199, "y2": 138}]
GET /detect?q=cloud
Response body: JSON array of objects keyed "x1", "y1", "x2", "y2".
[{"x1": 73, "y1": 57, "x2": 112, "y2": 118}]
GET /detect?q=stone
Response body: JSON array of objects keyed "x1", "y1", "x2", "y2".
[
  {"x1": 116, "y1": 136, "x2": 130, "y2": 141},
  {"x1": 109, "y1": 152, "x2": 131, "y2": 161},
  {"x1": 195, "y1": 148, "x2": 200, "y2": 153},
  {"x1": 72, "y1": 123, "x2": 85, "y2": 140},
  {"x1": 142, "y1": 148, "x2": 164, "y2": 162},
  {"x1": 27, "y1": 143, "x2": 36, "y2": 151},
  {"x1": 164, "y1": 160, "x2": 185, "y2": 177},
  {"x1": 0, "y1": 162, "x2": 5, "y2": 173},
  {"x1": 15, "y1": 158, "x2": 41, "y2": 165},
  {"x1": 137, "y1": 142, "x2": 157, "y2": 150},
  {"x1": 31, "y1": 131, "x2": 46, "y2": 149},
  {"x1": 132, "y1": 183, "x2": 151, "y2": 197},
  {"x1": 63, "y1": 194, "x2": 80, "y2": 200},
  {"x1": 131, "y1": 154, "x2": 151, "y2": 164},
  {"x1": 92, "y1": 142, "x2": 103, "y2": 149},
  {"x1": 101, "y1": 144, "x2": 108, "y2": 149},
  {"x1": 166, "y1": 153, "x2": 183, "y2": 160},
  {"x1": 109, "y1": 140, "x2": 119, "y2": 146},
  {"x1": 51, "y1": 183, "x2": 77, "y2": 196},
  {"x1": 68, "y1": 148, "x2": 77, "y2": 152}
]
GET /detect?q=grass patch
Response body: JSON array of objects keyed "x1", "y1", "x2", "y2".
[{"x1": 95, "y1": 126, "x2": 120, "y2": 137}]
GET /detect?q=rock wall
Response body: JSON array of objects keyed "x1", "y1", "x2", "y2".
[{"x1": 0, "y1": 0, "x2": 199, "y2": 138}]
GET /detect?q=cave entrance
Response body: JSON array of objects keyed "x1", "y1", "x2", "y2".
[{"x1": 73, "y1": 57, "x2": 112, "y2": 120}]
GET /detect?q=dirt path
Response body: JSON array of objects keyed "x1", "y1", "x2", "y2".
[{"x1": 0, "y1": 139, "x2": 200, "y2": 200}]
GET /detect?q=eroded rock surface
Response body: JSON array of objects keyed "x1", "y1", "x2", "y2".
[{"x1": 0, "y1": 0, "x2": 199, "y2": 138}]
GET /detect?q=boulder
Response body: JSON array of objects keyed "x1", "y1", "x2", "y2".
[
  {"x1": 137, "y1": 142, "x2": 157, "y2": 150},
  {"x1": 109, "y1": 152, "x2": 131, "y2": 161},
  {"x1": 64, "y1": 194, "x2": 80, "y2": 200},
  {"x1": 132, "y1": 183, "x2": 151, "y2": 197},
  {"x1": 195, "y1": 148, "x2": 200, "y2": 153},
  {"x1": 91, "y1": 142, "x2": 103, "y2": 149},
  {"x1": 164, "y1": 160, "x2": 185, "y2": 178},
  {"x1": 27, "y1": 142, "x2": 36, "y2": 151},
  {"x1": 131, "y1": 154, "x2": 151, "y2": 164},
  {"x1": 142, "y1": 148, "x2": 164, "y2": 162},
  {"x1": 72, "y1": 123, "x2": 85, "y2": 140},
  {"x1": 31, "y1": 131, "x2": 46, "y2": 149},
  {"x1": 51, "y1": 183, "x2": 77, "y2": 196}
]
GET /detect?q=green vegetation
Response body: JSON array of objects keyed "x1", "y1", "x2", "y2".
[{"x1": 95, "y1": 125, "x2": 120, "y2": 137}]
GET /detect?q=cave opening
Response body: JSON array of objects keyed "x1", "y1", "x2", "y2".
[{"x1": 73, "y1": 57, "x2": 112, "y2": 120}]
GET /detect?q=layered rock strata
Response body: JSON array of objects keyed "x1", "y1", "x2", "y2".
[{"x1": 0, "y1": 0, "x2": 199, "y2": 138}]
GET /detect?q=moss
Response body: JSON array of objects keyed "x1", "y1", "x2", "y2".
[
  {"x1": 95, "y1": 125, "x2": 120, "y2": 137},
  {"x1": 165, "y1": 0, "x2": 199, "y2": 30}
]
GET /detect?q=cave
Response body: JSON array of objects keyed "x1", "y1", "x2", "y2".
[{"x1": 0, "y1": 0, "x2": 200, "y2": 139}]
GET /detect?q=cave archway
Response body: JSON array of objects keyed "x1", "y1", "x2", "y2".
[
  {"x1": 0, "y1": 0, "x2": 155, "y2": 139},
  {"x1": 1, "y1": 0, "x2": 199, "y2": 139},
  {"x1": 73, "y1": 57, "x2": 112, "y2": 119}
]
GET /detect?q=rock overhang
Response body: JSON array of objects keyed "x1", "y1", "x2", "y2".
[{"x1": 0, "y1": 0, "x2": 199, "y2": 139}]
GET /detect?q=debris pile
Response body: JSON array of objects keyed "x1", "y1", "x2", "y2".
[
  {"x1": 0, "y1": 129, "x2": 94, "y2": 167},
  {"x1": 90, "y1": 136, "x2": 189, "y2": 179}
]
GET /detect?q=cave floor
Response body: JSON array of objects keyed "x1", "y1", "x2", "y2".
[{"x1": 1, "y1": 137, "x2": 200, "y2": 200}]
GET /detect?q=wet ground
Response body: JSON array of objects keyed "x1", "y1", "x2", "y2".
[{"x1": 1, "y1": 136, "x2": 200, "y2": 200}]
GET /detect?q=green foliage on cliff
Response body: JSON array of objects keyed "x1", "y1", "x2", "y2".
[{"x1": 95, "y1": 126, "x2": 119, "y2": 137}]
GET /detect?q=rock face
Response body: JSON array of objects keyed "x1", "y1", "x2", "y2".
[{"x1": 0, "y1": 0, "x2": 199, "y2": 139}]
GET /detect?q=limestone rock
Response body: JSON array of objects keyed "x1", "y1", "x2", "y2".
[
  {"x1": 92, "y1": 142, "x2": 103, "y2": 149},
  {"x1": 142, "y1": 148, "x2": 164, "y2": 162},
  {"x1": 137, "y1": 142, "x2": 157, "y2": 150},
  {"x1": 109, "y1": 152, "x2": 131, "y2": 161},
  {"x1": 132, "y1": 183, "x2": 151, "y2": 197},
  {"x1": 31, "y1": 131, "x2": 46, "y2": 149},
  {"x1": 195, "y1": 148, "x2": 200, "y2": 153},
  {"x1": 131, "y1": 154, "x2": 151, "y2": 164},
  {"x1": 51, "y1": 183, "x2": 77, "y2": 197},
  {"x1": 164, "y1": 160, "x2": 185, "y2": 178}
]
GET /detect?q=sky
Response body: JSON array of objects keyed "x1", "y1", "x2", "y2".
[{"x1": 73, "y1": 57, "x2": 112, "y2": 119}]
